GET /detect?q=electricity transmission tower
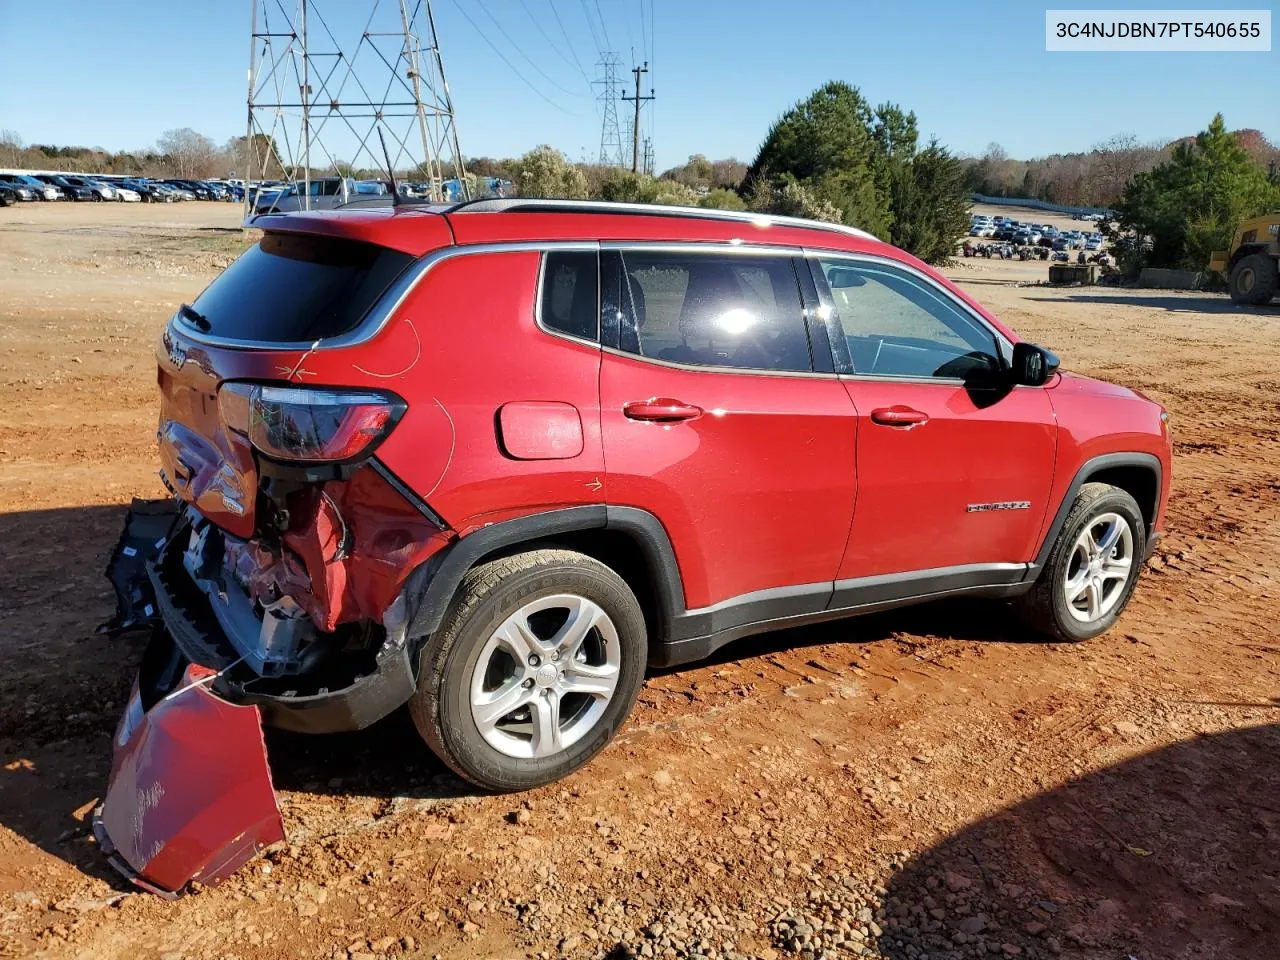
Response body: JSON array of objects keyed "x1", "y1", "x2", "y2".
[
  {"x1": 594, "y1": 53, "x2": 625, "y2": 168},
  {"x1": 244, "y1": 0, "x2": 467, "y2": 218},
  {"x1": 621, "y1": 61, "x2": 654, "y2": 174}
]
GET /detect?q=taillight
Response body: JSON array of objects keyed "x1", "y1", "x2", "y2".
[{"x1": 218, "y1": 384, "x2": 405, "y2": 463}]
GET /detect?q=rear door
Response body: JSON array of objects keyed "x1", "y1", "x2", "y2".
[
  {"x1": 807, "y1": 254, "x2": 1056, "y2": 587},
  {"x1": 598, "y1": 247, "x2": 856, "y2": 616}
]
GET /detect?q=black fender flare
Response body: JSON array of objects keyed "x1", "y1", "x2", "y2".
[
  {"x1": 1228, "y1": 243, "x2": 1270, "y2": 272},
  {"x1": 1032, "y1": 452, "x2": 1163, "y2": 571},
  {"x1": 406, "y1": 505, "x2": 686, "y2": 643}
]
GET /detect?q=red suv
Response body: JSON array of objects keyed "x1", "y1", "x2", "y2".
[{"x1": 106, "y1": 199, "x2": 1171, "y2": 793}]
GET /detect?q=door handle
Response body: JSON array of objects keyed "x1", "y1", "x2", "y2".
[
  {"x1": 623, "y1": 398, "x2": 704, "y2": 423},
  {"x1": 870, "y1": 405, "x2": 928, "y2": 427}
]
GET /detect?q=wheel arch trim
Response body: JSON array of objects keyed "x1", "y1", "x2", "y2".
[
  {"x1": 1032, "y1": 452, "x2": 1163, "y2": 571},
  {"x1": 406, "y1": 505, "x2": 686, "y2": 643}
]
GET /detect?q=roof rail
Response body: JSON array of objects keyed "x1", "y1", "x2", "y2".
[{"x1": 448, "y1": 197, "x2": 878, "y2": 242}]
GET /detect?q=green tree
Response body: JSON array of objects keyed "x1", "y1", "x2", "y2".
[
  {"x1": 699, "y1": 188, "x2": 747, "y2": 211},
  {"x1": 744, "y1": 81, "x2": 889, "y2": 237},
  {"x1": 742, "y1": 82, "x2": 969, "y2": 262},
  {"x1": 1110, "y1": 114, "x2": 1280, "y2": 270},
  {"x1": 597, "y1": 169, "x2": 700, "y2": 206},
  {"x1": 886, "y1": 140, "x2": 970, "y2": 265},
  {"x1": 516, "y1": 145, "x2": 589, "y2": 199}
]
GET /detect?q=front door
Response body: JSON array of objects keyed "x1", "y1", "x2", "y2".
[
  {"x1": 808, "y1": 255, "x2": 1056, "y2": 586},
  {"x1": 598, "y1": 248, "x2": 856, "y2": 615}
]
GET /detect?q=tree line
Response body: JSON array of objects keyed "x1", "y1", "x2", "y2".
[
  {"x1": 506, "y1": 81, "x2": 971, "y2": 265},
  {"x1": 963, "y1": 129, "x2": 1278, "y2": 209},
  {"x1": 6, "y1": 90, "x2": 1276, "y2": 273}
]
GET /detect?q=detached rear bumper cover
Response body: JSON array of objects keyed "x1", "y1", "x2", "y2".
[{"x1": 94, "y1": 660, "x2": 283, "y2": 897}]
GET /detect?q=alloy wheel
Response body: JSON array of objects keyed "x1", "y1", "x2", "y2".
[
  {"x1": 1062, "y1": 512, "x2": 1134, "y2": 623},
  {"x1": 469, "y1": 594, "x2": 621, "y2": 759}
]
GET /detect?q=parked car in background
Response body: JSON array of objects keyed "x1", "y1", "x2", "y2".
[
  {"x1": 35, "y1": 175, "x2": 96, "y2": 201},
  {"x1": 164, "y1": 179, "x2": 214, "y2": 200},
  {"x1": 0, "y1": 178, "x2": 37, "y2": 201},
  {"x1": 0, "y1": 174, "x2": 62, "y2": 200},
  {"x1": 1084, "y1": 237, "x2": 1103, "y2": 252},
  {"x1": 113, "y1": 184, "x2": 141, "y2": 202},
  {"x1": 252, "y1": 177, "x2": 354, "y2": 215},
  {"x1": 0, "y1": 183, "x2": 16, "y2": 207},
  {"x1": 118, "y1": 179, "x2": 167, "y2": 202},
  {"x1": 56, "y1": 176, "x2": 117, "y2": 201}
]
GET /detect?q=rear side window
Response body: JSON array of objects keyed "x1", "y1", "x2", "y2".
[
  {"x1": 186, "y1": 232, "x2": 413, "y2": 342},
  {"x1": 539, "y1": 251, "x2": 599, "y2": 342},
  {"x1": 607, "y1": 251, "x2": 811, "y2": 373}
]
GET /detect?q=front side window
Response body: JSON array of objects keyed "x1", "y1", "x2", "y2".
[
  {"x1": 539, "y1": 251, "x2": 599, "y2": 342},
  {"x1": 607, "y1": 251, "x2": 811, "y2": 373},
  {"x1": 814, "y1": 258, "x2": 1001, "y2": 381}
]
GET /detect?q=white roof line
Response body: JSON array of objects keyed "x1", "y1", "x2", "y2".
[{"x1": 452, "y1": 198, "x2": 879, "y2": 242}]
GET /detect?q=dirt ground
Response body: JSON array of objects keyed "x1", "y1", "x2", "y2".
[{"x1": 2, "y1": 201, "x2": 1279, "y2": 960}]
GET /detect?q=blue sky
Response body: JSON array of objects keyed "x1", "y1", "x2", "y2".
[{"x1": 0, "y1": 0, "x2": 1275, "y2": 170}]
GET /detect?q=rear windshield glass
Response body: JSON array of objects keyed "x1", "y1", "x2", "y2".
[{"x1": 186, "y1": 232, "x2": 414, "y2": 342}]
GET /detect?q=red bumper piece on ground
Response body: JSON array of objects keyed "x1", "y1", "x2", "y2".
[{"x1": 93, "y1": 664, "x2": 284, "y2": 897}]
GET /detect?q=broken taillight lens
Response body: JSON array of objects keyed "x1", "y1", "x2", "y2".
[{"x1": 218, "y1": 384, "x2": 405, "y2": 463}]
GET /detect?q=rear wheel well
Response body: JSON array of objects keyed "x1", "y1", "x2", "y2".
[
  {"x1": 450, "y1": 530, "x2": 668, "y2": 657},
  {"x1": 1085, "y1": 465, "x2": 1157, "y2": 535},
  {"x1": 1228, "y1": 244, "x2": 1272, "y2": 270}
]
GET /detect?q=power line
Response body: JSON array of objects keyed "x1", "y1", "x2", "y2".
[
  {"x1": 578, "y1": 0, "x2": 605, "y2": 55},
  {"x1": 638, "y1": 0, "x2": 649, "y2": 66},
  {"x1": 546, "y1": 0, "x2": 593, "y2": 86},
  {"x1": 518, "y1": 0, "x2": 588, "y2": 84},
  {"x1": 474, "y1": 0, "x2": 583, "y2": 98},
  {"x1": 618, "y1": 0, "x2": 635, "y2": 62},
  {"x1": 447, "y1": 0, "x2": 576, "y2": 115},
  {"x1": 593, "y1": 0, "x2": 613, "y2": 49}
]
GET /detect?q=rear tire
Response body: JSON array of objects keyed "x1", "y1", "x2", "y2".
[
  {"x1": 1016, "y1": 483, "x2": 1146, "y2": 642},
  {"x1": 1228, "y1": 253, "x2": 1278, "y2": 306},
  {"x1": 409, "y1": 549, "x2": 647, "y2": 792}
]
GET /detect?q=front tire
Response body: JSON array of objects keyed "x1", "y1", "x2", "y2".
[
  {"x1": 1017, "y1": 483, "x2": 1146, "y2": 642},
  {"x1": 1229, "y1": 253, "x2": 1278, "y2": 306},
  {"x1": 409, "y1": 549, "x2": 647, "y2": 792}
]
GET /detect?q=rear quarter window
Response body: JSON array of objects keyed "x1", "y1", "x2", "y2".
[{"x1": 185, "y1": 232, "x2": 414, "y2": 342}]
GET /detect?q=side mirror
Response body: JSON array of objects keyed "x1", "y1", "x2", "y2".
[{"x1": 1011, "y1": 342, "x2": 1060, "y2": 386}]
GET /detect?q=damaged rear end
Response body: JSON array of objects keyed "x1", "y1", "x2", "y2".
[{"x1": 99, "y1": 216, "x2": 456, "y2": 893}]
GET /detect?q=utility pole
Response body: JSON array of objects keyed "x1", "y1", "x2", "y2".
[{"x1": 621, "y1": 61, "x2": 654, "y2": 173}]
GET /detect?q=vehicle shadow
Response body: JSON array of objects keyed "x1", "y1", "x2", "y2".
[
  {"x1": 1026, "y1": 292, "x2": 1280, "y2": 315},
  {"x1": 278, "y1": 596, "x2": 1046, "y2": 799},
  {"x1": 874, "y1": 722, "x2": 1280, "y2": 960},
  {"x1": 0, "y1": 501, "x2": 1126, "y2": 884},
  {"x1": 0, "y1": 504, "x2": 153, "y2": 892}
]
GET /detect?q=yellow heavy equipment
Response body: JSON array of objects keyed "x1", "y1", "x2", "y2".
[{"x1": 1208, "y1": 214, "x2": 1280, "y2": 305}]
